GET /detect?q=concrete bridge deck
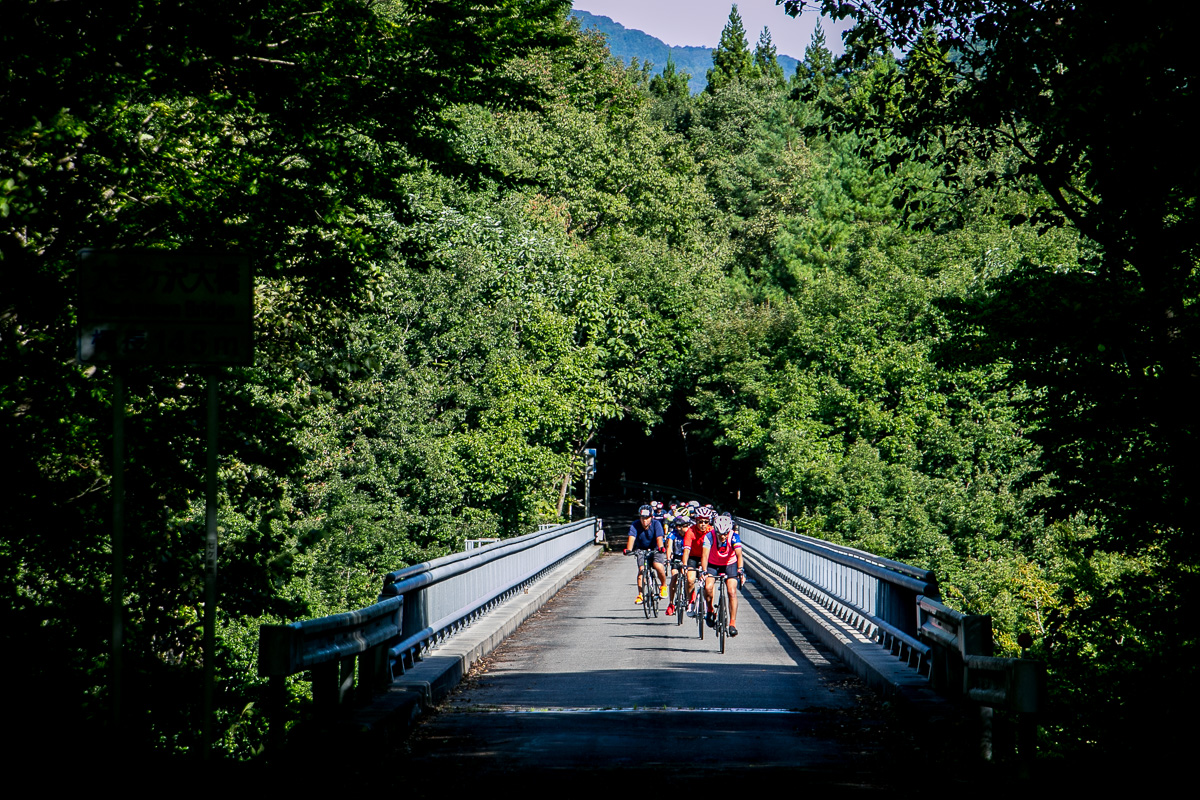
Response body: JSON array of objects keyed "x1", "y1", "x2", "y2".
[{"x1": 385, "y1": 551, "x2": 973, "y2": 790}]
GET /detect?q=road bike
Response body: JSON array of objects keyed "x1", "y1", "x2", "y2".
[
  {"x1": 671, "y1": 559, "x2": 687, "y2": 625},
  {"x1": 711, "y1": 514, "x2": 736, "y2": 653},
  {"x1": 686, "y1": 566, "x2": 705, "y2": 640},
  {"x1": 713, "y1": 570, "x2": 730, "y2": 653},
  {"x1": 640, "y1": 550, "x2": 659, "y2": 619}
]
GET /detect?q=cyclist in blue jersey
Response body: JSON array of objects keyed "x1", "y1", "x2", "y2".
[
  {"x1": 663, "y1": 511, "x2": 691, "y2": 617},
  {"x1": 624, "y1": 504, "x2": 666, "y2": 605}
]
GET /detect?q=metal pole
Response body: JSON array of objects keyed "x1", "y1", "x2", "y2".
[
  {"x1": 203, "y1": 374, "x2": 219, "y2": 757},
  {"x1": 111, "y1": 369, "x2": 125, "y2": 733}
]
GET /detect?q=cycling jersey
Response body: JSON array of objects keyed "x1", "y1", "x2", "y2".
[
  {"x1": 703, "y1": 531, "x2": 742, "y2": 567},
  {"x1": 665, "y1": 529, "x2": 685, "y2": 560},
  {"x1": 680, "y1": 524, "x2": 711, "y2": 559},
  {"x1": 627, "y1": 517, "x2": 665, "y2": 551}
]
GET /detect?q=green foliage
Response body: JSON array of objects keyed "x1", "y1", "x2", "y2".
[
  {"x1": 753, "y1": 27, "x2": 787, "y2": 87},
  {"x1": 1, "y1": 0, "x2": 714, "y2": 759},
  {"x1": 4, "y1": 0, "x2": 1188, "y2": 768},
  {"x1": 648, "y1": 57, "x2": 695, "y2": 135},
  {"x1": 706, "y1": 5, "x2": 757, "y2": 92}
]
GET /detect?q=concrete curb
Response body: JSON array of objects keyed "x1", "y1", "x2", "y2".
[
  {"x1": 344, "y1": 543, "x2": 605, "y2": 746},
  {"x1": 745, "y1": 556, "x2": 947, "y2": 713}
]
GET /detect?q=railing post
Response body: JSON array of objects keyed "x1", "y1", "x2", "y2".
[
  {"x1": 961, "y1": 615, "x2": 994, "y2": 657},
  {"x1": 311, "y1": 660, "x2": 338, "y2": 721},
  {"x1": 1013, "y1": 658, "x2": 1043, "y2": 766},
  {"x1": 267, "y1": 674, "x2": 287, "y2": 752},
  {"x1": 311, "y1": 654, "x2": 357, "y2": 721},
  {"x1": 360, "y1": 641, "x2": 390, "y2": 695},
  {"x1": 401, "y1": 586, "x2": 428, "y2": 666}
]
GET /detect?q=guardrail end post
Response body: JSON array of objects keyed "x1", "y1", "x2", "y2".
[
  {"x1": 961, "y1": 615, "x2": 994, "y2": 658},
  {"x1": 361, "y1": 642, "x2": 389, "y2": 695}
]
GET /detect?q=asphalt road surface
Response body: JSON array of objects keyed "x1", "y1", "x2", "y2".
[{"x1": 389, "y1": 552, "x2": 965, "y2": 790}]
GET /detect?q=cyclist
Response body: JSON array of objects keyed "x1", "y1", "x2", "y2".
[
  {"x1": 700, "y1": 512, "x2": 745, "y2": 636},
  {"x1": 663, "y1": 509, "x2": 691, "y2": 617},
  {"x1": 624, "y1": 504, "x2": 666, "y2": 605},
  {"x1": 680, "y1": 505, "x2": 716, "y2": 618}
]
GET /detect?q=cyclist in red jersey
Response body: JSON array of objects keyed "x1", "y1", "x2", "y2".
[
  {"x1": 680, "y1": 506, "x2": 716, "y2": 617},
  {"x1": 700, "y1": 514, "x2": 745, "y2": 636}
]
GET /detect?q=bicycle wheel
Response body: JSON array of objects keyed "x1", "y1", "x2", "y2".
[
  {"x1": 675, "y1": 568, "x2": 685, "y2": 626},
  {"x1": 650, "y1": 563, "x2": 660, "y2": 617},
  {"x1": 697, "y1": 575, "x2": 705, "y2": 640},
  {"x1": 642, "y1": 561, "x2": 653, "y2": 619},
  {"x1": 718, "y1": 580, "x2": 728, "y2": 654}
]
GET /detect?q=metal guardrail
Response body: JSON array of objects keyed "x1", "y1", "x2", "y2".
[
  {"x1": 917, "y1": 595, "x2": 1042, "y2": 760},
  {"x1": 380, "y1": 518, "x2": 597, "y2": 673},
  {"x1": 257, "y1": 517, "x2": 600, "y2": 741},
  {"x1": 739, "y1": 518, "x2": 1041, "y2": 760},
  {"x1": 738, "y1": 519, "x2": 937, "y2": 673},
  {"x1": 917, "y1": 595, "x2": 1042, "y2": 711}
]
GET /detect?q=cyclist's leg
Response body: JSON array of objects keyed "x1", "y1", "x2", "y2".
[
  {"x1": 654, "y1": 555, "x2": 667, "y2": 597},
  {"x1": 727, "y1": 576, "x2": 739, "y2": 627}
]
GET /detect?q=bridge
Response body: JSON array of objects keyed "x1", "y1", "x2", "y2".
[{"x1": 258, "y1": 515, "x2": 1041, "y2": 789}]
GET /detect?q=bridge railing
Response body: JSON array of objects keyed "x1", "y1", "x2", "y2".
[
  {"x1": 738, "y1": 518, "x2": 938, "y2": 674},
  {"x1": 917, "y1": 595, "x2": 1041, "y2": 712},
  {"x1": 258, "y1": 517, "x2": 598, "y2": 738},
  {"x1": 739, "y1": 517, "x2": 1042, "y2": 758},
  {"x1": 380, "y1": 517, "x2": 596, "y2": 673}
]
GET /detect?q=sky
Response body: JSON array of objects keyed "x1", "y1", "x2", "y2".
[{"x1": 571, "y1": 0, "x2": 849, "y2": 59}]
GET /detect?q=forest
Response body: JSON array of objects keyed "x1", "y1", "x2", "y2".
[{"x1": 1, "y1": 0, "x2": 1194, "y2": 767}]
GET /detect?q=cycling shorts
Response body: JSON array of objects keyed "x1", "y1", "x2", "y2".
[
  {"x1": 706, "y1": 562, "x2": 740, "y2": 580},
  {"x1": 634, "y1": 549, "x2": 666, "y2": 567}
]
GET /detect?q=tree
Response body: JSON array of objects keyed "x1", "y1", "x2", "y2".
[
  {"x1": 0, "y1": 0, "x2": 590, "y2": 758},
  {"x1": 648, "y1": 56, "x2": 694, "y2": 134},
  {"x1": 775, "y1": 3, "x2": 1198, "y2": 543},
  {"x1": 706, "y1": 5, "x2": 756, "y2": 92},
  {"x1": 753, "y1": 27, "x2": 787, "y2": 86},
  {"x1": 781, "y1": 0, "x2": 1199, "y2": 764}
]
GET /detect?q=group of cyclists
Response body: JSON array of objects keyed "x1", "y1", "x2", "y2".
[{"x1": 623, "y1": 500, "x2": 745, "y2": 637}]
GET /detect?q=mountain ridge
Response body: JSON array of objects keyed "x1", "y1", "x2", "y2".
[{"x1": 571, "y1": 9, "x2": 799, "y2": 95}]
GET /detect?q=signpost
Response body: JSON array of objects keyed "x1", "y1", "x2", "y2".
[
  {"x1": 77, "y1": 249, "x2": 253, "y2": 365},
  {"x1": 78, "y1": 249, "x2": 252, "y2": 757}
]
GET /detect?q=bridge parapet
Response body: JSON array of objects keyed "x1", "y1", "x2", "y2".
[
  {"x1": 739, "y1": 517, "x2": 1041, "y2": 758},
  {"x1": 257, "y1": 517, "x2": 600, "y2": 744},
  {"x1": 738, "y1": 519, "x2": 937, "y2": 673}
]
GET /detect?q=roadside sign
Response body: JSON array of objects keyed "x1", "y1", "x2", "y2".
[{"x1": 77, "y1": 249, "x2": 253, "y2": 365}]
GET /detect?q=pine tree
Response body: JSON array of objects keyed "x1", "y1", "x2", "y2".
[
  {"x1": 754, "y1": 26, "x2": 786, "y2": 86},
  {"x1": 706, "y1": 4, "x2": 754, "y2": 92},
  {"x1": 649, "y1": 55, "x2": 694, "y2": 133},
  {"x1": 792, "y1": 21, "x2": 838, "y2": 105}
]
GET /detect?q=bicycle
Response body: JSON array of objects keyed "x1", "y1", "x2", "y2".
[
  {"x1": 671, "y1": 559, "x2": 686, "y2": 625},
  {"x1": 685, "y1": 566, "x2": 705, "y2": 640},
  {"x1": 710, "y1": 513, "x2": 737, "y2": 653},
  {"x1": 713, "y1": 570, "x2": 730, "y2": 653},
  {"x1": 639, "y1": 550, "x2": 659, "y2": 618}
]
